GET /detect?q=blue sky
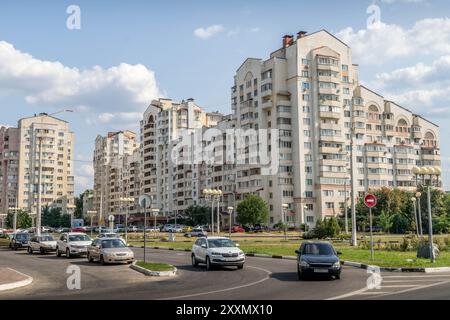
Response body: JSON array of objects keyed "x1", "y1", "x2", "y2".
[{"x1": 0, "y1": 0, "x2": 449, "y2": 193}]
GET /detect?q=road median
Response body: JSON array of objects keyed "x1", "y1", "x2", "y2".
[{"x1": 0, "y1": 267, "x2": 33, "y2": 292}]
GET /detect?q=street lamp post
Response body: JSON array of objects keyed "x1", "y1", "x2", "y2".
[
  {"x1": 410, "y1": 197, "x2": 419, "y2": 237},
  {"x1": 227, "y1": 206, "x2": 234, "y2": 237},
  {"x1": 203, "y1": 189, "x2": 223, "y2": 235},
  {"x1": 8, "y1": 207, "x2": 20, "y2": 233},
  {"x1": 416, "y1": 192, "x2": 423, "y2": 237},
  {"x1": 87, "y1": 210, "x2": 97, "y2": 237},
  {"x1": 152, "y1": 209, "x2": 160, "y2": 237},
  {"x1": 412, "y1": 166, "x2": 442, "y2": 263},
  {"x1": 282, "y1": 204, "x2": 289, "y2": 241},
  {"x1": 35, "y1": 109, "x2": 73, "y2": 237},
  {"x1": 120, "y1": 197, "x2": 134, "y2": 243}
]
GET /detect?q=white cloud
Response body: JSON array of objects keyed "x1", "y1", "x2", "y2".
[
  {"x1": 336, "y1": 18, "x2": 450, "y2": 64},
  {"x1": 0, "y1": 41, "x2": 161, "y2": 114},
  {"x1": 369, "y1": 55, "x2": 450, "y2": 117},
  {"x1": 194, "y1": 25, "x2": 225, "y2": 39}
]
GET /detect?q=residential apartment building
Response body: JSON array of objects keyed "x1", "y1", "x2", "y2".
[
  {"x1": 230, "y1": 30, "x2": 441, "y2": 227},
  {"x1": 93, "y1": 130, "x2": 138, "y2": 225},
  {"x1": 140, "y1": 98, "x2": 223, "y2": 218},
  {"x1": 0, "y1": 114, "x2": 75, "y2": 217}
]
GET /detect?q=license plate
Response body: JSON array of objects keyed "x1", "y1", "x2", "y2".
[{"x1": 314, "y1": 268, "x2": 329, "y2": 273}]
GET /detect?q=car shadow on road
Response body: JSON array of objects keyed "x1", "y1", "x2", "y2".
[
  {"x1": 176, "y1": 264, "x2": 242, "y2": 273},
  {"x1": 271, "y1": 272, "x2": 334, "y2": 282}
]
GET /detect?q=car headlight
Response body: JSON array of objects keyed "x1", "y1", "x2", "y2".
[
  {"x1": 299, "y1": 260, "x2": 310, "y2": 267},
  {"x1": 239, "y1": 251, "x2": 245, "y2": 256},
  {"x1": 211, "y1": 252, "x2": 222, "y2": 256},
  {"x1": 332, "y1": 261, "x2": 341, "y2": 269}
]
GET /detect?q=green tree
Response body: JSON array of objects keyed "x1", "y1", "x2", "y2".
[
  {"x1": 378, "y1": 210, "x2": 393, "y2": 233},
  {"x1": 325, "y1": 217, "x2": 341, "y2": 238},
  {"x1": 390, "y1": 213, "x2": 410, "y2": 234},
  {"x1": 5, "y1": 210, "x2": 32, "y2": 229},
  {"x1": 42, "y1": 206, "x2": 63, "y2": 228},
  {"x1": 60, "y1": 214, "x2": 71, "y2": 228},
  {"x1": 74, "y1": 196, "x2": 83, "y2": 219},
  {"x1": 236, "y1": 194, "x2": 269, "y2": 227},
  {"x1": 184, "y1": 205, "x2": 211, "y2": 226}
]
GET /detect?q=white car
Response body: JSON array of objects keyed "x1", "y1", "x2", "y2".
[
  {"x1": 28, "y1": 234, "x2": 57, "y2": 254},
  {"x1": 97, "y1": 233, "x2": 121, "y2": 239},
  {"x1": 56, "y1": 233, "x2": 92, "y2": 258},
  {"x1": 191, "y1": 237, "x2": 245, "y2": 271}
]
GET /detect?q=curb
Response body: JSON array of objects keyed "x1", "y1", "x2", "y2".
[
  {"x1": 0, "y1": 268, "x2": 33, "y2": 292},
  {"x1": 132, "y1": 246, "x2": 450, "y2": 273},
  {"x1": 130, "y1": 261, "x2": 177, "y2": 277}
]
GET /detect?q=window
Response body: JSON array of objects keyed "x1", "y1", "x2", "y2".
[
  {"x1": 302, "y1": 82, "x2": 310, "y2": 90},
  {"x1": 306, "y1": 179, "x2": 313, "y2": 186},
  {"x1": 302, "y1": 59, "x2": 309, "y2": 65},
  {"x1": 304, "y1": 130, "x2": 311, "y2": 137},
  {"x1": 342, "y1": 65, "x2": 349, "y2": 71},
  {"x1": 325, "y1": 202, "x2": 335, "y2": 209},
  {"x1": 302, "y1": 94, "x2": 310, "y2": 101},
  {"x1": 302, "y1": 71, "x2": 309, "y2": 77},
  {"x1": 303, "y1": 118, "x2": 311, "y2": 125},
  {"x1": 304, "y1": 142, "x2": 312, "y2": 149},
  {"x1": 303, "y1": 106, "x2": 310, "y2": 113}
]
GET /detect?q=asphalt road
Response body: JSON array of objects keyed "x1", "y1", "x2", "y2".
[{"x1": 0, "y1": 247, "x2": 449, "y2": 300}]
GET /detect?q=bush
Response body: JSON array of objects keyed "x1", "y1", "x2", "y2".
[{"x1": 303, "y1": 218, "x2": 341, "y2": 240}]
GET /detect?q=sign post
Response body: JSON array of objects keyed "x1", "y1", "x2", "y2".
[
  {"x1": 364, "y1": 194, "x2": 378, "y2": 261},
  {"x1": 139, "y1": 195, "x2": 152, "y2": 264}
]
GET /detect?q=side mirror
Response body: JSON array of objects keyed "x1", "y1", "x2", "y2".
[
  {"x1": 295, "y1": 250, "x2": 300, "y2": 255},
  {"x1": 201, "y1": 244, "x2": 207, "y2": 249},
  {"x1": 337, "y1": 251, "x2": 342, "y2": 255}
]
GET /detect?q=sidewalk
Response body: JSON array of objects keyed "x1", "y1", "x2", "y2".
[{"x1": 0, "y1": 267, "x2": 33, "y2": 292}]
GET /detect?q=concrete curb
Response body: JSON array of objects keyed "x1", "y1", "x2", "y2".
[
  {"x1": 0, "y1": 268, "x2": 33, "y2": 292},
  {"x1": 132, "y1": 246, "x2": 450, "y2": 273},
  {"x1": 130, "y1": 261, "x2": 177, "y2": 277}
]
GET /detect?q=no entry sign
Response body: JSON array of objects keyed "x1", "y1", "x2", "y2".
[{"x1": 364, "y1": 194, "x2": 378, "y2": 208}]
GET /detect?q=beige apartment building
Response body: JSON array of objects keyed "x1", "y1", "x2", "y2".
[
  {"x1": 93, "y1": 130, "x2": 138, "y2": 225},
  {"x1": 0, "y1": 114, "x2": 75, "y2": 218},
  {"x1": 230, "y1": 30, "x2": 441, "y2": 228}
]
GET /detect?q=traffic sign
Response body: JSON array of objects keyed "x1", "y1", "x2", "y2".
[
  {"x1": 364, "y1": 194, "x2": 377, "y2": 208},
  {"x1": 139, "y1": 195, "x2": 152, "y2": 209}
]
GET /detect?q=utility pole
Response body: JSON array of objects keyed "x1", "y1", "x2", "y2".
[
  {"x1": 36, "y1": 135, "x2": 43, "y2": 237},
  {"x1": 344, "y1": 178, "x2": 348, "y2": 234},
  {"x1": 350, "y1": 102, "x2": 357, "y2": 246},
  {"x1": 427, "y1": 186, "x2": 435, "y2": 263}
]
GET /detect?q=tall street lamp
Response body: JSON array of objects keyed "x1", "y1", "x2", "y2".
[
  {"x1": 87, "y1": 210, "x2": 97, "y2": 237},
  {"x1": 282, "y1": 204, "x2": 289, "y2": 241},
  {"x1": 410, "y1": 197, "x2": 419, "y2": 237},
  {"x1": 35, "y1": 109, "x2": 73, "y2": 236},
  {"x1": 8, "y1": 207, "x2": 21, "y2": 233},
  {"x1": 120, "y1": 197, "x2": 134, "y2": 243},
  {"x1": 227, "y1": 206, "x2": 234, "y2": 237},
  {"x1": 415, "y1": 191, "x2": 423, "y2": 236},
  {"x1": 412, "y1": 166, "x2": 442, "y2": 263},
  {"x1": 203, "y1": 189, "x2": 222, "y2": 235}
]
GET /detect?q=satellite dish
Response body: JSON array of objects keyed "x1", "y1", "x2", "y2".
[{"x1": 139, "y1": 195, "x2": 152, "y2": 209}]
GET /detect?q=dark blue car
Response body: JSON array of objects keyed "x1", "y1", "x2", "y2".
[{"x1": 295, "y1": 242, "x2": 342, "y2": 280}]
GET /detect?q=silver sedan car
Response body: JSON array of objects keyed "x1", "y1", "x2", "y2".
[{"x1": 87, "y1": 238, "x2": 134, "y2": 265}]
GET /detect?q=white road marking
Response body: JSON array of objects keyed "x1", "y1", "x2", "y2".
[
  {"x1": 371, "y1": 280, "x2": 450, "y2": 299},
  {"x1": 327, "y1": 287, "x2": 370, "y2": 300},
  {"x1": 383, "y1": 274, "x2": 450, "y2": 279},
  {"x1": 381, "y1": 285, "x2": 419, "y2": 288},
  {"x1": 158, "y1": 266, "x2": 272, "y2": 300}
]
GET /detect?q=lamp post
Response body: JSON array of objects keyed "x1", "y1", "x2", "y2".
[
  {"x1": 35, "y1": 109, "x2": 73, "y2": 237},
  {"x1": 203, "y1": 189, "x2": 222, "y2": 235},
  {"x1": 120, "y1": 197, "x2": 134, "y2": 243},
  {"x1": 410, "y1": 197, "x2": 419, "y2": 237},
  {"x1": 415, "y1": 191, "x2": 423, "y2": 237},
  {"x1": 282, "y1": 204, "x2": 289, "y2": 241},
  {"x1": 66, "y1": 204, "x2": 76, "y2": 228},
  {"x1": 8, "y1": 207, "x2": 21, "y2": 233},
  {"x1": 227, "y1": 206, "x2": 234, "y2": 237},
  {"x1": 87, "y1": 210, "x2": 97, "y2": 237},
  {"x1": 152, "y1": 209, "x2": 160, "y2": 237},
  {"x1": 412, "y1": 166, "x2": 442, "y2": 263}
]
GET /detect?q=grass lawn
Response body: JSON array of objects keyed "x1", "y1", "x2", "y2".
[
  {"x1": 136, "y1": 261, "x2": 175, "y2": 271},
  {"x1": 130, "y1": 238, "x2": 450, "y2": 268}
]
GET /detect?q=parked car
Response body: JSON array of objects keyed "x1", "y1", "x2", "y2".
[
  {"x1": 167, "y1": 226, "x2": 183, "y2": 233},
  {"x1": 184, "y1": 228, "x2": 207, "y2": 238},
  {"x1": 295, "y1": 242, "x2": 342, "y2": 280},
  {"x1": 28, "y1": 234, "x2": 57, "y2": 254},
  {"x1": 56, "y1": 233, "x2": 92, "y2": 258},
  {"x1": 127, "y1": 226, "x2": 138, "y2": 232},
  {"x1": 97, "y1": 233, "x2": 121, "y2": 239},
  {"x1": 161, "y1": 224, "x2": 173, "y2": 232},
  {"x1": 191, "y1": 237, "x2": 245, "y2": 271},
  {"x1": 87, "y1": 238, "x2": 134, "y2": 265},
  {"x1": 145, "y1": 226, "x2": 159, "y2": 232},
  {"x1": 182, "y1": 226, "x2": 193, "y2": 233},
  {"x1": 252, "y1": 224, "x2": 268, "y2": 233},
  {"x1": 9, "y1": 233, "x2": 31, "y2": 250},
  {"x1": 70, "y1": 227, "x2": 86, "y2": 233},
  {"x1": 231, "y1": 226, "x2": 245, "y2": 233}
]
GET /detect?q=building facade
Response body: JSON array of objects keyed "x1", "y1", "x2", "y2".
[
  {"x1": 230, "y1": 30, "x2": 441, "y2": 227},
  {"x1": 0, "y1": 114, "x2": 75, "y2": 217}
]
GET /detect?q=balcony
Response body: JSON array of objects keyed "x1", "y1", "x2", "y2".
[
  {"x1": 262, "y1": 100, "x2": 273, "y2": 110},
  {"x1": 319, "y1": 146, "x2": 342, "y2": 154},
  {"x1": 319, "y1": 111, "x2": 341, "y2": 120},
  {"x1": 261, "y1": 89, "x2": 272, "y2": 98}
]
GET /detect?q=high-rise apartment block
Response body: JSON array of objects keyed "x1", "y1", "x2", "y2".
[
  {"x1": 92, "y1": 30, "x2": 441, "y2": 228},
  {"x1": 0, "y1": 114, "x2": 75, "y2": 218}
]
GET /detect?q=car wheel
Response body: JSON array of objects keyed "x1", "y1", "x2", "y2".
[
  {"x1": 66, "y1": 248, "x2": 71, "y2": 259},
  {"x1": 237, "y1": 264, "x2": 244, "y2": 270},
  {"x1": 206, "y1": 256, "x2": 212, "y2": 271},
  {"x1": 191, "y1": 254, "x2": 198, "y2": 267},
  {"x1": 335, "y1": 274, "x2": 341, "y2": 280},
  {"x1": 87, "y1": 253, "x2": 93, "y2": 263},
  {"x1": 40, "y1": 247, "x2": 45, "y2": 255},
  {"x1": 27, "y1": 247, "x2": 32, "y2": 254},
  {"x1": 100, "y1": 255, "x2": 106, "y2": 265},
  {"x1": 297, "y1": 266, "x2": 304, "y2": 280},
  {"x1": 13, "y1": 245, "x2": 18, "y2": 251},
  {"x1": 56, "y1": 247, "x2": 61, "y2": 257}
]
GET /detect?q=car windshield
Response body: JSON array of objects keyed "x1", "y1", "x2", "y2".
[
  {"x1": 102, "y1": 239, "x2": 126, "y2": 248},
  {"x1": 69, "y1": 235, "x2": 91, "y2": 242},
  {"x1": 16, "y1": 234, "x2": 29, "y2": 240},
  {"x1": 208, "y1": 239, "x2": 236, "y2": 248},
  {"x1": 40, "y1": 236, "x2": 54, "y2": 241},
  {"x1": 302, "y1": 244, "x2": 335, "y2": 256}
]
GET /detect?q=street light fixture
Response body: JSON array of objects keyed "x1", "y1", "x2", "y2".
[
  {"x1": 410, "y1": 197, "x2": 419, "y2": 237},
  {"x1": 412, "y1": 166, "x2": 442, "y2": 263},
  {"x1": 120, "y1": 197, "x2": 134, "y2": 243},
  {"x1": 87, "y1": 210, "x2": 97, "y2": 237},
  {"x1": 282, "y1": 204, "x2": 289, "y2": 241},
  {"x1": 203, "y1": 189, "x2": 222, "y2": 235}
]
